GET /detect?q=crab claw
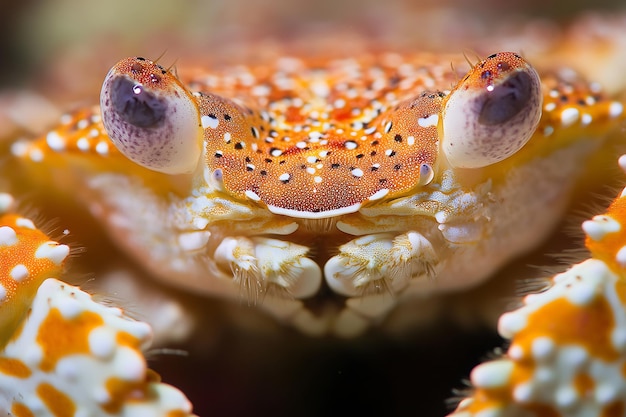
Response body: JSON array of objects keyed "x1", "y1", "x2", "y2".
[
  {"x1": 0, "y1": 195, "x2": 195, "y2": 417},
  {"x1": 449, "y1": 156, "x2": 626, "y2": 417},
  {"x1": 0, "y1": 200, "x2": 69, "y2": 348}
]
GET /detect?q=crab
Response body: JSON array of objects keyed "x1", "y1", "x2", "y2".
[{"x1": 2, "y1": 10, "x2": 626, "y2": 417}]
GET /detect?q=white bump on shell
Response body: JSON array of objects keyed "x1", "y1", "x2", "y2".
[
  {"x1": 470, "y1": 360, "x2": 513, "y2": 389},
  {"x1": 177, "y1": 231, "x2": 211, "y2": 252},
  {"x1": 0, "y1": 193, "x2": 14, "y2": 213},
  {"x1": 611, "y1": 327, "x2": 626, "y2": 352},
  {"x1": 595, "y1": 384, "x2": 617, "y2": 404},
  {"x1": 582, "y1": 215, "x2": 621, "y2": 241},
  {"x1": 609, "y1": 101, "x2": 623, "y2": 118},
  {"x1": 201, "y1": 115, "x2": 219, "y2": 129},
  {"x1": 512, "y1": 382, "x2": 533, "y2": 403},
  {"x1": 616, "y1": 246, "x2": 626, "y2": 267},
  {"x1": 531, "y1": 337, "x2": 555, "y2": 361},
  {"x1": 498, "y1": 311, "x2": 528, "y2": 339},
  {"x1": 555, "y1": 386, "x2": 578, "y2": 408},
  {"x1": 9, "y1": 264, "x2": 29, "y2": 282},
  {"x1": 565, "y1": 280, "x2": 597, "y2": 306},
  {"x1": 560, "y1": 107, "x2": 579, "y2": 126},
  {"x1": 619, "y1": 154, "x2": 626, "y2": 173},
  {"x1": 368, "y1": 188, "x2": 389, "y2": 201},
  {"x1": 508, "y1": 344, "x2": 524, "y2": 360},
  {"x1": 57, "y1": 297, "x2": 83, "y2": 319},
  {"x1": 95, "y1": 141, "x2": 109, "y2": 155},
  {"x1": 46, "y1": 131, "x2": 66, "y2": 151},
  {"x1": 0, "y1": 226, "x2": 18, "y2": 246},
  {"x1": 114, "y1": 348, "x2": 146, "y2": 381},
  {"x1": 15, "y1": 218, "x2": 36, "y2": 230},
  {"x1": 89, "y1": 327, "x2": 116, "y2": 359},
  {"x1": 56, "y1": 359, "x2": 80, "y2": 382},
  {"x1": 29, "y1": 148, "x2": 44, "y2": 162},
  {"x1": 417, "y1": 114, "x2": 438, "y2": 128},
  {"x1": 34, "y1": 241, "x2": 70, "y2": 265},
  {"x1": 77, "y1": 137, "x2": 90, "y2": 151}
]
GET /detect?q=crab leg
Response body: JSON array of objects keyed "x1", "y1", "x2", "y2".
[
  {"x1": 0, "y1": 194, "x2": 195, "y2": 417},
  {"x1": 449, "y1": 155, "x2": 626, "y2": 416}
]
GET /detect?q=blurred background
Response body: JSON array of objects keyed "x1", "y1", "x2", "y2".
[{"x1": 1, "y1": 1, "x2": 625, "y2": 416}]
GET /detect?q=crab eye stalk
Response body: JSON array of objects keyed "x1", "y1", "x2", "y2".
[
  {"x1": 442, "y1": 52, "x2": 542, "y2": 169},
  {"x1": 100, "y1": 57, "x2": 203, "y2": 174}
]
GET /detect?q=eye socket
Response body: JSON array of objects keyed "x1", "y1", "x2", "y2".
[
  {"x1": 110, "y1": 78, "x2": 167, "y2": 128},
  {"x1": 100, "y1": 57, "x2": 203, "y2": 174},
  {"x1": 442, "y1": 52, "x2": 542, "y2": 169}
]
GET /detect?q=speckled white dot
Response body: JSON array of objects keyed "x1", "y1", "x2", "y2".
[
  {"x1": 0, "y1": 226, "x2": 18, "y2": 246},
  {"x1": 245, "y1": 190, "x2": 261, "y2": 201},
  {"x1": 29, "y1": 148, "x2": 44, "y2": 162},
  {"x1": 417, "y1": 114, "x2": 438, "y2": 128},
  {"x1": 0, "y1": 193, "x2": 14, "y2": 213},
  {"x1": 616, "y1": 246, "x2": 626, "y2": 267},
  {"x1": 92, "y1": 386, "x2": 111, "y2": 404},
  {"x1": 560, "y1": 107, "x2": 579, "y2": 126},
  {"x1": 89, "y1": 327, "x2": 117, "y2": 359},
  {"x1": 566, "y1": 281, "x2": 597, "y2": 306},
  {"x1": 609, "y1": 102, "x2": 623, "y2": 118},
  {"x1": 611, "y1": 327, "x2": 626, "y2": 352},
  {"x1": 531, "y1": 337, "x2": 555, "y2": 360},
  {"x1": 512, "y1": 382, "x2": 533, "y2": 403},
  {"x1": 201, "y1": 115, "x2": 219, "y2": 129},
  {"x1": 35, "y1": 241, "x2": 70, "y2": 265},
  {"x1": 23, "y1": 345, "x2": 43, "y2": 367},
  {"x1": 595, "y1": 384, "x2": 617, "y2": 404},
  {"x1": 15, "y1": 217, "x2": 35, "y2": 230},
  {"x1": 543, "y1": 126, "x2": 554, "y2": 136},
  {"x1": 95, "y1": 141, "x2": 109, "y2": 155},
  {"x1": 76, "y1": 137, "x2": 90, "y2": 151},
  {"x1": 9, "y1": 264, "x2": 29, "y2": 282},
  {"x1": 56, "y1": 298, "x2": 82, "y2": 320},
  {"x1": 46, "y1": 131, "x2": 66, "y2": 151},
  {"x1": 508, "y1": 344, "x2": 524, "y2": 361},
  {"x1": 555, "y1": 386, "x2": 578, "y2": 408},
  {"x1": 56, "y1": 358, "x2": 80, "y2": 381},
  {"x1": 115, "y1": 348, "x2": 146, "y2": 381},
  {"x1": 351, "y1": 168, "x2": 364, "y2": 178},
  {"x1": 470, "y1": 360, "x2": 513, "y2": 389},
  {"x1": 498, "y1": 312, "x2": 527, "y2": 339},
  {"x1": 582, "y1": 215, "x2": 621, "y2": 241},
  {"x1": 561, "y1": 346, "x2": 588, "y2": 369}
]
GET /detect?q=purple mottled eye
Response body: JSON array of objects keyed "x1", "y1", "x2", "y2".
[
  {"x1": 110, "y1": 77, "x2": 167, "y2": 129},
  {"x1": 478, "y1": 71, "x2": 533, "y2": 126},
  {"x1": 100, "y1": 57, "x2": 203, "y2": 175},
  {"x1": 442, "y1": 52, "x2": 542, "y2": 169}
]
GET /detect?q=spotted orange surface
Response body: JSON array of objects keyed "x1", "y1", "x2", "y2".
[{"x1": 2, "y1": 11, "x2": 626, "y2": 417}]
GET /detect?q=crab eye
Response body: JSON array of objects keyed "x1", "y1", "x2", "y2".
[
  {"x1": 100, "y1": 57, "x2": 203, "y2": 174},
  {"x1": 442, "y1": 52, "x2": 542, "y2": 169}
]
